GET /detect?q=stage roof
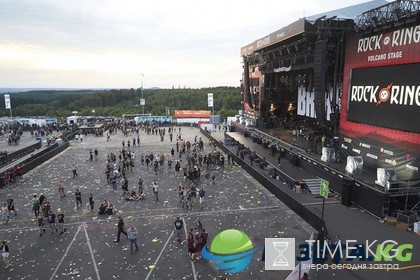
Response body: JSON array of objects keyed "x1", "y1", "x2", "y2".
[
  {"x1": 240, "y1": 0, "x2": 389, "y2": 56},
  {"x1": 306, "y1": 0, "x2": 389, "y2": 23}
]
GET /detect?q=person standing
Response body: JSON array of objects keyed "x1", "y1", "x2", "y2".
[
  {"x1": 57, "y1": 209, "x2": 66, "y2": 235},
  {"x1": 37, "y1": 213, "x2": 45, "y2": 237},
  {"x1": 47, "y1": 210, "x2": 57, "y2": 235},
  {"x1": 174, "y1": 217, "x2": 183, "y2": 243},
  {"x1": 114, "y1": 215, "x2": 127, "y2": 242},
  {"x1": 72, "y1": 164, "x2": 78, "y2": 178},
  {"x1": 121, "y1": 177, "x2": 129, "y2": 195},
  {"x1": 187, "y1": 228, "x2": 195, "y2": 261},
  {"x1": 39, "y1": 193, "x2": 46, "y2": 207},
  {"x1": 1, "y1": 203, "x2": 9, "y2": 225},
  {"x1": 138, "y1": 178, "x2": 144, "y2": 195},
  {"x1": 111, "y1": 175, "x2": 117, "y2": 191},
  {"x1": 127, "y1": 226, "x2": 139, "y2": 254},
  {"x1": 32, "y1": 194, "x2": 40, "y2": 218},
  {"x1": 175, "y1": 160, "x2": 181, "y2": 175},
  {"x1": 198, "y1": 188, "x2": 206, "y2": 204},
  {"x1": 1, "y1": 240, "x2": 11, "y2": 268},
  {"x1": 200, "y1": 229, "x2": 209, "y2": 250},
  {"x1": 140, "y1": 153, "x2": 145, "y2": 167},
  {"x1": 88, "y1": 194, "x2": 94, "y2": 213},
  {"x1": 75, "y1": 189, "x2": 82, "y2": 209},
  {"x1": 152, "y1": 181, "x2": 159, "y2": 202},
  {"x1": 58, "y1": 180, "x2": 66, "y2": 198},
  {"x1": 332, "y1": 234, "x2": 342, "y2": 264},
  {"x1": 195, "y1": 231, "x2": 203, "y2": 260},
  {"x1": 6, "y1": 196, "x2": 16, "y2": 217}
]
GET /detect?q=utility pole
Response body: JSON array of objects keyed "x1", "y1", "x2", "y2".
[{"x1": 140, "y1": 73, "x2": 145, "y2": 116}]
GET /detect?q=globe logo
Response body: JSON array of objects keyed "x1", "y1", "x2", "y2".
[{"x1": 202, "y1": 229, "x2": 259, "y2": 273}]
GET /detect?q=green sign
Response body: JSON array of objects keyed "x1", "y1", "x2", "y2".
[{"x1": 320, "y1": 179, "x2": 329, "y2": 199}]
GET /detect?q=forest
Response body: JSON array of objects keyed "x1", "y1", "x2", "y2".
[{"x1": 0, "y1": 87, "x2": 242, "y2": 122}]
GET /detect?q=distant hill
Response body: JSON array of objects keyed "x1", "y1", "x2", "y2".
[
  {"x1": 0, "y1": 86, "x2": 241, "y2": 120},
  {"x1": 0, "y1": 88, "x2": 111, "y2": 94}
]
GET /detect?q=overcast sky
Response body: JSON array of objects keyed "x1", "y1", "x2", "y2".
[{"x1": 0, "y1": 0, "x2": 376, "y2": 89}]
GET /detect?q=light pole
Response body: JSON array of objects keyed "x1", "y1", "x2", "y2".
[{"x1": 140, "y1": 73, "x2": 145, "y2": 116}]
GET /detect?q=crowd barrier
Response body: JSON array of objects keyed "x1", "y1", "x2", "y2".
[
  {"x1": 0, "y1": 141, "x2": 42, "y2": 168},
  {"x1": 0, "y1": 141, "x2": 70, "y2": 187},
  {"x1": 200, "y1": 128, "x2": 325, "y2": 232}
]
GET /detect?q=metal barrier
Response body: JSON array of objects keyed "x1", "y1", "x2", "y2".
[
  {"x1": 0, "y1": 141, "x2": 42, "y2": 168},
  {"x1": 61, "y1": 129, "x2": 79, "y2": 141},
  {"x1": 232, "y1": 125, "x2": 391, "y2": 219},
  {"x1": 201, "y1": 128, "x2": 325, "y2": 232},
  {"x1": 20, "y1": 142, "x2": 70, "y2": 174},
  {"x1": 0, "y1": 141, "x2": 70, "y2": 187}
]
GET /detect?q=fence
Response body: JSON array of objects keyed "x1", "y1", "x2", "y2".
[{"x1": 200, "y1": 128, "x2": 325, "y2": 232}]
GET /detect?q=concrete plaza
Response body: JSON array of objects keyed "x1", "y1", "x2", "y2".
[{"x1": 0, "y1": 127, "x2": 313, "y2": 280}]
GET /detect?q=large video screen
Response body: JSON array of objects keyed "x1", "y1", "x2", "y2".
[{"x1": 347, "y1": 63, "x2": 420, "y2": 133}]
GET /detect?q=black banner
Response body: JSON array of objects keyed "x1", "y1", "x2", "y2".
[{"x1": 347, "y1": 63, "x2": 420, "y2": 133}]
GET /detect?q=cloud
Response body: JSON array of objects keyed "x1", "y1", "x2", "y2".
[{"x1": 0, "y1": 0, "x2": 372, "y2": 88}]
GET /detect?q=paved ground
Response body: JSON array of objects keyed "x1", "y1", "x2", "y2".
[
  {"x1": 0, "y1": 127, "x2": 314, "y2": 280},
  {"x1": 216, "y1": 129, "x2": 420, "y2": 280}
]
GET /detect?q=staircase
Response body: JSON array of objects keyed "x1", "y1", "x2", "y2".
[{"x1": 303, "y1": 178, "x2": 333, "y2": 197}]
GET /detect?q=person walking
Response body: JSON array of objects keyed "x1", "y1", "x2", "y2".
[
  {"x1": 127, "y1": 226, "x2": 139, "y2": 254},
  {"x1": 174, "y1": 217, "x2": 183, "y2": 243},
  {"x1": 1, "y1": 240, "x2": 11, "y2": 268},
  {"x1": 75, "y1": 189, "x2": 82, "y2": 209},
  {"x1": 114, "y1": 215, "x2": 127, "y2": 242},
  {"x1": 152, "y1": 181, "x2": 159, "y2": 202}
]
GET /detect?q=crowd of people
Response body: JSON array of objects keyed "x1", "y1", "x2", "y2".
[
  {"x1": 0, "y1": 122, "x2": 234, "y2": 271},
  {"x1": 1, "y1": 165, "x2": 22, "y2": 186},
  {"x1": 30, "y1": 193, "x2": 67, "y2": 237}
]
